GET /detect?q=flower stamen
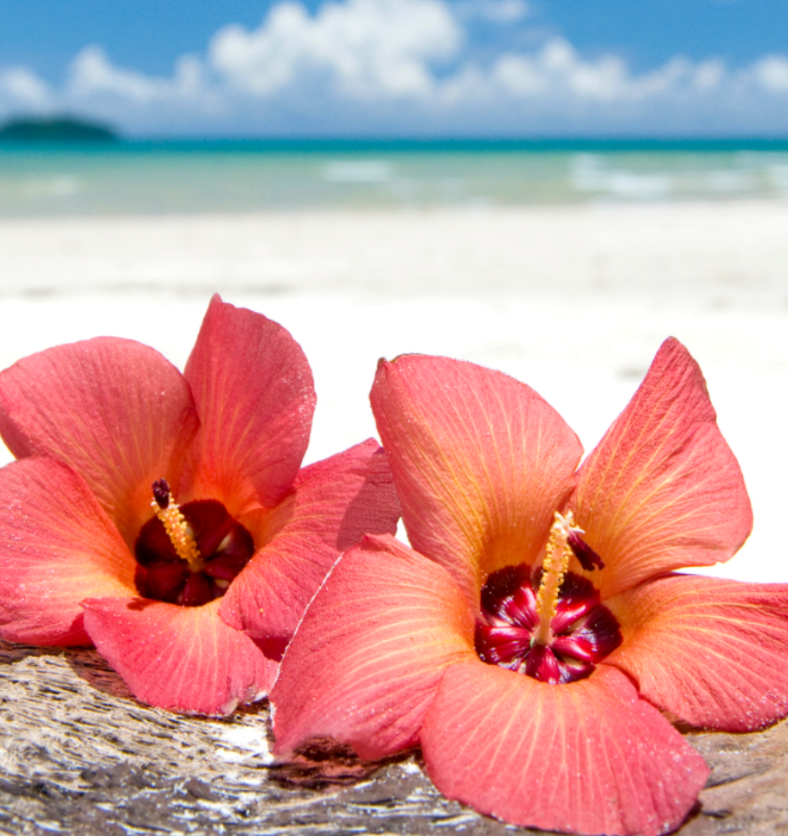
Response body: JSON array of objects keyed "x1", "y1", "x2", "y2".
[
  {"x1": 533, "y1": 511, "x2": 584, "y2": 646},
  {"x1": 150, "y1": 479, "x2": 204, "y2": 573}
]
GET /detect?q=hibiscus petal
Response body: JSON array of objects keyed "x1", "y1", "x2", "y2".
[
  {"x1": 271, "y1": 534, "x2": 475, "y2": 761},
  {"x1": 0, "y1": 337, "x2": 198, "y2": 547},
  {"x1": 82, "y1": 596, "x2": 277, "y2": 715},
  {"x1": 606, "y1": 574, "x2": 788, "y2": 732},
  {"x1": 421, "y1": 662, "x2": 708, "y2": 836},
  {"x1": 371, "y1": 355, "x2": 582, "y2": 599},
  {"x1": 181, "y1": 295, "x2": 316, "y2": 514},
  {"x1": 220, "y1": 439, "x2": 400, "y2": 648},
  {"x1": 0, "y1": 458, "x2": 137, "y2": 646},
  {"x1": 572, "y1": 338, "x2": 752, "y2": 598}
]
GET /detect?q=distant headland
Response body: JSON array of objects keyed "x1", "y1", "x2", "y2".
[{"x1": 0, "y1": 115, "x2": 119, "y2": 142}]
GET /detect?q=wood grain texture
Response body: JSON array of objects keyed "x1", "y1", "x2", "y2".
[{"x1": 1, "y1": 640, "x2": 787, "y2": 836}]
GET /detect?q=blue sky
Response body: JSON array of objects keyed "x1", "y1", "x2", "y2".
[{"x1": 1, "y1": 0, "x2": 787, "y2": 137}]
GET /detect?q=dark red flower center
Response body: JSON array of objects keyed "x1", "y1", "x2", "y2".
[
  {"x1": 475, "y1": 563, "x2": 621, "y2": 684},
  {"x1": 134, "y1": 481, "x2": 254, "y2": 607}
]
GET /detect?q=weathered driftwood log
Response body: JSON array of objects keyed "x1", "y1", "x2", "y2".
[{"x1": 1, "y1": 640, "x2": 787, "y2": 836}]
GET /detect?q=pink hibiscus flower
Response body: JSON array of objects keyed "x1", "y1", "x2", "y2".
[
  {"x1": 271, "y1": 338, "x2": 788, "y2": 836},
  {"x1": 0, "y1": 295, "x2": 399, "y2": 715}
]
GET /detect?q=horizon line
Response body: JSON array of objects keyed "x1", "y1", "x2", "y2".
[{"x1": 4, "y1": 135, "x2": 788, "y2": 150}]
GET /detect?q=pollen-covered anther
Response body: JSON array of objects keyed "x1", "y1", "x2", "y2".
[
  {"x1": 533, "y1": 511, "x2": 583, "y2": 646},
  {"x1": 150, "y1": 479, "x2": 204, "y2": 573}
]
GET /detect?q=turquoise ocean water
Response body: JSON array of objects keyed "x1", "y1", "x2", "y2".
[{"x1": 1, "y1": 140, "x2": 788, "y2": 216}]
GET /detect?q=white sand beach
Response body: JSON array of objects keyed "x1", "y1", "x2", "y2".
[{"x1": 1, "y1": 200, "x2": 787, "y2": 583}]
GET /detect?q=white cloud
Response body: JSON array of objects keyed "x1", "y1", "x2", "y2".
[
  {"x1": 540, "y1": 39, "x2": 628, "y2": 101},
  {"x1": 70, "y1": 46, "x2": 165, "y2": 103},
  {"x1": 2, "y1": 0, "x2": 788, "y2": 135},
  {"x1": 209, "y1": 0, "x2": 462, "y2": 99},
  {"x1": 504, "y1": 44, "x2": 788, "y2": 110},
  {"x1": 625, "y1": 56, "x2": 727, "y2": 99},
  {"x1": 471, "y1": 40, "x2": 720, "y2": 106},
  {"x1": 693, "y1": 59, "x2": 725, "y2": 91},
  {"x1": 68, "y1": 45, "x2": 208, "y2": 105},
  {"x1": 0, "y1": 67, "x2": 51, "y2": 112},
  {"x1": 492, "y1": 54, "x2": 545, "y2": 95},
  {"x1": 752, "y1": 55, "x2": 788, "y2": 92}
]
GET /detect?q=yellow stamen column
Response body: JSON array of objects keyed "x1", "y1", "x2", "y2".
[
  {"x1": 532, "y1": 511, "x2": 582, "y2": 646},
  {"x1": 151, "y1": 479, "x2": 204, "y2": 574}
]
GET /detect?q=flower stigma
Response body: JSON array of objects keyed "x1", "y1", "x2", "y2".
[{"x1": 151, "y1": 479, "x2": 204, "y2": 573}]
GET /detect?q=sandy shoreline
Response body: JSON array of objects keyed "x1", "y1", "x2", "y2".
[
  {"x1": 0, "y1": 201, "x2": 786, "y2": 583},
  {"x1": 2, "y1": 201, "x2": 788, "y2": 298}
]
